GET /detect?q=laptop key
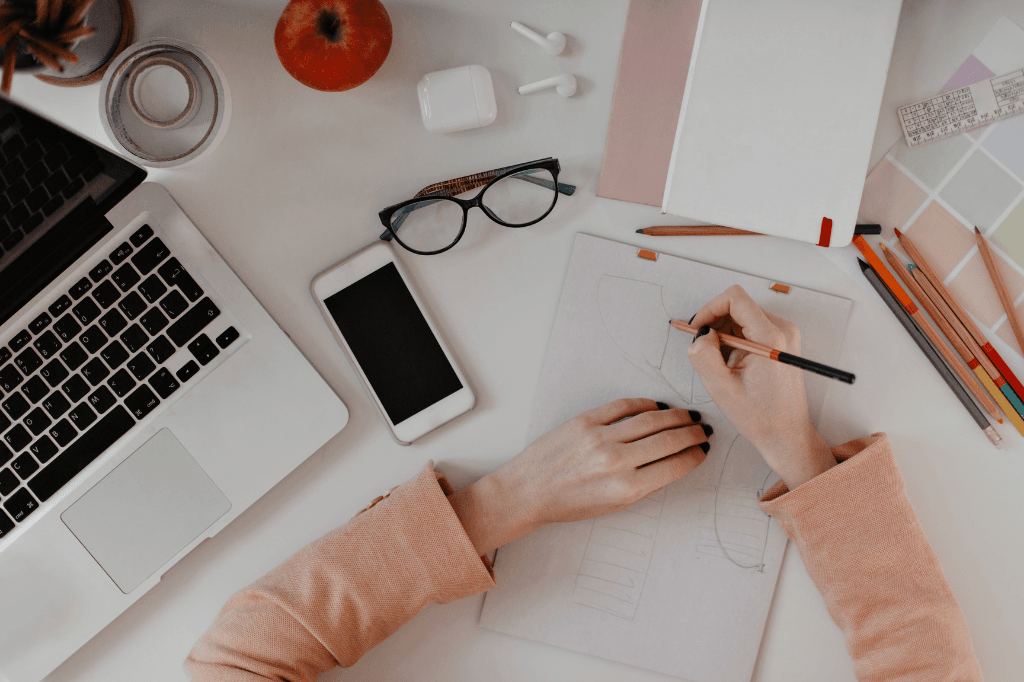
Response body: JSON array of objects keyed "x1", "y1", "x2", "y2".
[
  {"x1": 41, "y1": 195, "x2": 63, "y2": 217},
  {"x1": 30, "y1": 436, "x2": 58, "y2": 463},
  {"x1": 167, "y1": 298, "x2": 220, "y2": 347},
  {"x1": 0, "y1": 364, "x2": 23, "y2": 392},
  {"x1": 149, "y1": 368, "x2": 179, "y2": 399},
  {"x1": 0, "y1": 510, "x2": 13, "y2": 537},
  {"x1": 146, "y1": 336, "x2": 175, "y2": 363},
  {"x1": 216, "y1": 326, "x2": 240, "y2": 349},
  {"x1": 53, "y1": 314, "x2": 82, "y2": 342},
  {"x1": 109, "y1": 241, "x2": 133, "y2": 265},
  {"x1": 81, "y1": 358, "x2": 110, "y2": 386},
  {"x1": 88, "y1": 259, "x2": 113, "y2": 282},
  {"x1": 3, "y1": 488, "x2": 38, "y2": 522},
  {"x1": 9, "y1": 329, "x2": 31, "y2": 352},
  {"x1": 131, "y1": 238, "x2": 169, "y2": 275},
  {"x1": 68, "y1": 403, "x2": 96, "y2": 430},
  {"x1": 160, "y1": 291, "x2": 188, "y2": 319},
  {"x1": 49, "y1": 419, "x2": 76, "y2": 447},
  {"x1": 32, "y1": 330, "x2": 61, "y2": 359},
  {"x1": 68, "y1": 277, "x2": 92, "y2": 300},
  {"x1": 72, "y1": 297, "x2": 101, "y2": 325},
  {"x1": 111, "y1": 263, "x2": 141, "y2": 292},
  {"x1": 29, "y1": 312, "x2": 51, "y2": 334},
  {"x1": 130, "y1": 224, "x2": 153, "y2": 247},
  {"x1": 4, "y1": 424, "x2": 31, "y2": 451},
  {"x1": 21, "y1": 376, "x2": 49, "y2": 403},
  {"x1": 118, "y1": 292, "x2": 147, "y2": 320},
  {"x1": 12, "y1": 453, "x2": 39, "y2": 479},
  {"x1": 0, "y1": 348, "x2": 10, "y2": 364},
  {"x1": 42, "y1": 392, "x2": 70, "y2": 419},
  {"x1": 127, "y1": 352, "x2": 156, "y2": 381},
  {"x1": 88, "y1": 386, "x2": 116, "y2": 414},
  {"x1": 0, "y1": 442, "x2": 10, "y2": 465},
  {"x1": 92, "y1": 281, "x2": 121, "y2": 308},
  {"x1": 175, "y1": 360, "x2": 200, "y2": 383},
  {"x1": 107, "y1": 369, "x2": 136, "y2": 397},
  {"x1": 40, "y1": 358, "x2": 69, "y2": 387},
  {"x1": 100, "y1": 341, "x2": 129, "y2": 369},
  {"x1": 28, "y1": 406, "x2": 134, "y2": 503},
  {"x1": 140, "y1": 308, "x2": 168, "y2": 335},
  {"x1": 125, "y1": 385, "x2": 160, "y2": 420},
  {"x1": 62, "y1": 375, "x2": 89, "y2": 402},
  {"x1": 120, "y1": 324, "x2": 148, "y2": 353},
  {"x1": 2, "y1": 394, "x2": 29, "y2": 420},
  {"x1": 158, "y1": 258, "x2": 204, "y2": 301},
  {"x1": 98, "y1": 309, "x2": 127, "y2": 336},
  {"x1": 187, "y1": 334, "x2": 220, "y2": 366},
  {"x1": 138, "y1": 274, "x2": 167, "y2": 303},
  {"x1": 79, "y1": 325, "x2": 106, "y2": 354},
  {"x1": 0, "y1": 412, "x2": 9, "y2": 433},
  {"x1": 0, "y1": 468, "x2": 17, "y2": 495},
  {"x1": 59, "y1": 341, "x2": 87, "y2": 370},
  {"x1": 23, "y1": 407, "x2": 51, "y2": 436},
  {"x1": 14, "y1": 348, "x2": 43, "y2": 375}
]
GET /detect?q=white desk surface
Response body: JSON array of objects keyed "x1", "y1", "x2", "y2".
[{"x1": 11, "y1": 0, "x2": 1024, "y2": 680}]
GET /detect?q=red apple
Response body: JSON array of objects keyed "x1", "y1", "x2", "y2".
[{"x1": 275, "y1": 0, "x2": 393, "y2": 92}]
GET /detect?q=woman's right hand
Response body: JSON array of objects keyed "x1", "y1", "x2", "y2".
[{"x1": 687, "y1": 285, "x2": 837, "y2": 490}]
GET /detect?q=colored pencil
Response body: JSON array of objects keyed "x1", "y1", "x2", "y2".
[
  {"x1": 669, "y1": 320, "x2": 855, "y2": 384},
  {"x1": 636, "y1": 224, "x2": 882, "y2": 237},
  {"x1": 895, "y1": 227, "x2": 1024, "y2": 404},
  {"x1": 873, "y1": 243, "x2": 1001, "y2": 421},
  {"x1": 881, "y1": 243, "x2": 1015, "y2": 428},
  {"x1": 975, "y1": 226, "x2": 1024, "y2": 356},
  {"x1": 859, "y1": 259, "x2": 1002, "y2": 447}
]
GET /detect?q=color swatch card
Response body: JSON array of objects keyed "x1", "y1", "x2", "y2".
[
  {"x1": 479, "y1": 234, "x2": 852, "y2": 681},
  {"x1": 859, "y1": 17, "x2": 1024, "y2": 356}
]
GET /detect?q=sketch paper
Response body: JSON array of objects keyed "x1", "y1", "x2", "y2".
[{"x1": 479, "y1": 234, "x2": 852, "y2": 681}]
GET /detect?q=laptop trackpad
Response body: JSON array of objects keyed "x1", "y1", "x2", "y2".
[{"x1": 62, "y1": 429, "x2": 231, "y2": 594}]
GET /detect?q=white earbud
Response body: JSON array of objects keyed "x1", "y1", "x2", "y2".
[
  {"x1": 511, "y1": 21, "x2": 566, "y2": 56},
  {"x1": 518, "y1": 74, "x2": 577, "y2": 98}
]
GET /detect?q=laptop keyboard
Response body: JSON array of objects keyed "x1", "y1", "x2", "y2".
[
  {"x1": 0, "y1": 225, "x2": 240, "y2": 538},
  {"x1": 0, "y1": 111, "x2": 104, "y2": 256}
]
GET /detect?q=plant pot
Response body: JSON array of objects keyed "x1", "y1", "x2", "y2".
[{"x1": 33, "y1": 0, "x2": 135, "y2": 87}]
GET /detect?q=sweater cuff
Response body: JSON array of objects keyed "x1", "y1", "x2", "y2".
[{"x1": 757, "y1": 433, "x2": 895, "y2": 530}]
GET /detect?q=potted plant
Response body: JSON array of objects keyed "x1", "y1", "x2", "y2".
[{"x1": 0, "y1": 0, "x2": 134, "y2": 94}]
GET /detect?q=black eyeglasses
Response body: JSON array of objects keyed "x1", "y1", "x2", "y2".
[{"x1": 378, "y1": 157, "x2": 575, "y2": 255}]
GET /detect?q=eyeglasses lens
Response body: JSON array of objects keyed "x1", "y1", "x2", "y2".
[
  {"x1": 481, "y1": 169, "x2": 557, "y2": 226},
  {"x1": 389, "y1": 197, "x2": 465, "y2": 253}
]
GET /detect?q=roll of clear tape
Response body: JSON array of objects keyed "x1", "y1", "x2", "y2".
[{"x1": 100, "y1": 38, "x2": 231, "y2": 169}]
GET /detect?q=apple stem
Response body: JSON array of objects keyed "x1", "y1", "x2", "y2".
[{"x1": 317, "y1": 10, "x2": 343, "y2": 43}]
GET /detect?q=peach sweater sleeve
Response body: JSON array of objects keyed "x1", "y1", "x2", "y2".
[
  {"x1": 759, "y1": 433, "x2": 982, "y2": 682},
  {"x1": 183, "y1": 461, "x2": 495, "y2": 682}
]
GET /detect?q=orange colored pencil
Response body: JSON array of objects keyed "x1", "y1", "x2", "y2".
[
  {"x1": 975, "y1": 227, "x2": 1024, "y2": 355},
  {"x1": 895, "y1": 227, "x2": 1024, "y2": 403},
  {"x1": 879, "y1": 244, "x2": 1002, "y2": 422},
  {"x1": 669, "y1": 320, "x2": 855, "y2": 383}
]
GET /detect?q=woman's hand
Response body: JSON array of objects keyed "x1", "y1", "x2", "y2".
[
  {"x1": 687, "y1": 285, "x2": 836, "y2": 491},
  {"x1": 448, "y1": 399, "x2": 710, "y2": 556}
]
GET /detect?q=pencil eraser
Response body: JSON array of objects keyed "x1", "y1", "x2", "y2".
[{"x1": 417, "y1": 65, "x2": 498, "y2": 134}]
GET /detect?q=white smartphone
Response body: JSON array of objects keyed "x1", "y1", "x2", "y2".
[{"x1": 312, "y1": 242, "x2": 475, "y2": 444}]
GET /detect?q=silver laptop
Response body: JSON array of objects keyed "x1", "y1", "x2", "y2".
[{"x1": 0, "y1": 98, "x2": 349, "y2": 682}]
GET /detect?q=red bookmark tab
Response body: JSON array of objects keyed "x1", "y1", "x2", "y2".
[
  {"x1": 817, "y1": 217, "x2": 833, "y2": 247},
  {"x1": 984, "y1": 342, "x2": 1024, "y2": 399}
]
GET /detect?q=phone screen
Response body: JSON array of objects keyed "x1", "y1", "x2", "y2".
[{"x1": 324, "y1": 262, "x2": 463, "y2": 425}]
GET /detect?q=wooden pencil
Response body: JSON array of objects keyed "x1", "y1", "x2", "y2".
[
  {"x1": 669, "y1": 320, "x2": 855, "y2": 384},
  {"x1": 880, "y1": 243, "x2": 1010, "y2": 426},
  {"x1": 975, "y1": 226, "x2": 1024, "y2": 356},
  {"x1": 895, "y1": 227, "x2": 1024, "y2": 403}
]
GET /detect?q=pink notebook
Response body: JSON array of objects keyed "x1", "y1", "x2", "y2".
[{"x1": 596, "y1": 0, "x2": 704, "y2": 207}]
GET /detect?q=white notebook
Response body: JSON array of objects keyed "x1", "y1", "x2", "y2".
[{"x1": 662, "y1": 0, "x2": 903, "y2": 247}]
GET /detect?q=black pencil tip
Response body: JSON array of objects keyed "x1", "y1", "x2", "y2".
[
  {"x1": 635, "y1": 229, "x2": 645, "y2": 234},
  {"x1": 857, "y1": 258, "x2": 869, "y2": 272}
]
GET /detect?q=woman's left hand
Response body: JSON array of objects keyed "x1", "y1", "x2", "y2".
[{"x1": 448, "y1": 398, "x2": 710, "y2": 556}]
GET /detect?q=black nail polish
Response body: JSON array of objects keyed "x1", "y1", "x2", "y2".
[
  {"x1": 689, "y1": 410, "x2": 701, "y2": 422},
  {"x1": 695, "y1": 325, "x2": 710, "y2": 339},
  {"x1": 699, "y1": 442, "x2": 710, "y2": 454},
  {"x1": 688, "y1": 313, "x2": 697, "y2": 324},
  {"x1": 702, "y1": 423, "x2": 714, "y2": 437},
  {"x1": 656, "y1": 401, "x2": 670, "y2": 410}
]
